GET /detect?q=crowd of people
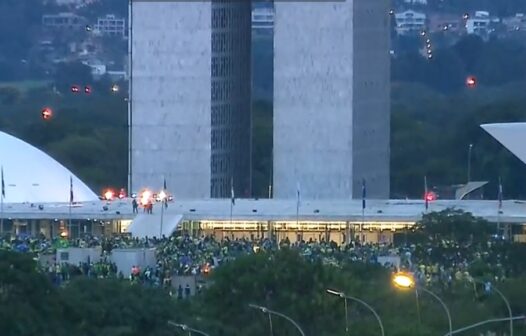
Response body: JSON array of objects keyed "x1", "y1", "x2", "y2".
[{"x1": 0, "y1": 229, "x2": 522, "y2": 292}]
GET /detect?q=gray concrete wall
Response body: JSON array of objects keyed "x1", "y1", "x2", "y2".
[
  {"x1": 130, "y1": 2, "x2": 252, "y2": 199},
  {"x1": 273, "y1": 0, "x2": 390, "y2": 200},
  {"x1": 352, "y1": 0, "x2": 390, "y2": 199},
  {"x1": 131, "y1": 2, "x2": 213, "y2": 199},
  {"x1": 273, "y1": 2, "x2": 354, "y2": 199}
]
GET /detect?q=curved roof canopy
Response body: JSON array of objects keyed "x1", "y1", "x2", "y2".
[
  {"x1": 0, "y1": 131, "x2": 98, "y2": 203},
  {"x1": 481, "y1": 123, "x2": 526, "y2": 165}
]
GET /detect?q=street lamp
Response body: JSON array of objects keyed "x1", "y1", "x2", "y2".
[
  {"x1": 326, "y1": 289, "x2": 385, "y2": 336},
  {"x1": 248, "y1": 304, "x2": 306, "y2": 336},
  {"x1": 393, "y1": 272, "x2": 453, "y2": 336},
  {"x1": 467, "y1": 144, "x2": 473, "y2": 183},
  {"x1": 468, "y1": 278, "x2": 514, "y2": 336},
  {"x1": 158, "y1": 189, "x2": 167, "y2": 238},
  {"x1": 167, "y1": 321, "x2": 210, "y2": 336}
]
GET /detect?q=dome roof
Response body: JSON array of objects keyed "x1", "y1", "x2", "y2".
[
  {"x1": 0, "y1": 131, "x2": 98, "y2": 203},
  {"x1": 481, "y1": 123, "x2": 526, "y2": 165}
]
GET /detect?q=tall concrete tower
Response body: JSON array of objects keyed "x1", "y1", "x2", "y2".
[
  {"x1": 273, "y1": 0, "x2": 390, "y2": 200},
  {"x1": 129, "y1": 1, "x2": 252, "y2": 199}
]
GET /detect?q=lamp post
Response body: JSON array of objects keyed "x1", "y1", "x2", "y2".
[
  {"x1": 467, "y1": 143, "x2": 473, "y2": 183},
  {"x1": 326, "y1": 289, "x2": 385, "y2": 336},
  {"x1": 249, "y1": 304, "x2": 306, "y2": 336},
  {"x1": 469, "y1": 279, "x2": 513, "y2": 336},
  {"x1": 159, "y1": 189, "x2": 167, "y2": 238},
  {"x1": 393, "y1": 272, "x2": 453, "y2": 336},
  {"x1": 168, "y1": 321, "x2": 210, "y2": 336}
]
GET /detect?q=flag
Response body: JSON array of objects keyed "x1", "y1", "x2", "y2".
[
  {"x1": 69, "y1": 176, "x2": 74, "y2": 204},
  {"x1": 362, "y1": 179, "x2": 366, "y2": 210},
  {"x1": 1, "y1": 166, "x2": 4, "y2": 199},
  {"x1": 163, "y1": 177, "x2": 167, "y2": 191},
  {"x1": 424, "y1": 176, "x2": 429, "y2": 210},
  {"x1": 498, "y1": 177, "x2": 503, "y2": 210},
  {"x1": 230, "y1": 177, "x2": 235, "y2": 206},
  {"x1": 296, "y1": 182, "x2": 301, "y2": 207}
]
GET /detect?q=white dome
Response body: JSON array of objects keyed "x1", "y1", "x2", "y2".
[
  {"x1": 0, "y1": 131, "x2": 98, "y2": 203},
  {"x1": 481, "y1": 123, "x2": 526, "y2": 165}
]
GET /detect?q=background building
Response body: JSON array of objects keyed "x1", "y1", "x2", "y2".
[
  {"x1": 130, "y1": 1, "x2": 252, "y2": 199},
  {"x1": 273, "y1": 0, "x2": 390, "y2": 200},
  {"x1": 94, "y1": 14, "x2": 126, "y2": 37}
]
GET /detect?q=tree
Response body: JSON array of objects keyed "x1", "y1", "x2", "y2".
[
  {"x1": 54, "y1": 62, "x2": 93, "y2": 93},
  {"x1": 0, "y1": 251, "x2": 67, "y2": 336},
  {"x1": 61, "y1": 278, "x2": 179, "y2": 336}
]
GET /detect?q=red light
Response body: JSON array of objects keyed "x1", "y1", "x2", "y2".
[
  {"x1": 71, "y1": 85, "x2": 80, "y2": 93},
  {"x1": 41, "y1": 107, "x2": 53, "y2": 120},
  {"x1": 425, "y1": 191, "x2": 437, "y2": 202},
  {"x1": 84, "y1": 86, "x2": 91, "y2": 94},
  {"x1": 118, "y1": 188, "x2": 126, "y2": 199},
  {"x1": 466, "y1": 76, "x2": 477, "y2": 88}
]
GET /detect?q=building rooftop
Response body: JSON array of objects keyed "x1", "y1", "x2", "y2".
[{"x1": 2, "y1": 199, "x2": 525, "y2": 224}]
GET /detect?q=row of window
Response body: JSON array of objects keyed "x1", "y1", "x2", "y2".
[
  {"x1": 211, "y1": 128, "x2": 232, "y2": 151},
  {"x1": 211, "y1": 78, "x2": 248, "y2": 102},
  {"x1": 211, "y1": 6, "x2": 249, "y2": 30},
  {"x1": 212, "y1": 31, "x2": 248, "y2": 54},
  {"x1": 211, "y1": 55, "x2": 236, "y2": 77}
]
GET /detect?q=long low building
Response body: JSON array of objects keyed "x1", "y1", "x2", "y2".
[{"x1": 0, "y1": 199, "x2": 525, "y2": 243}]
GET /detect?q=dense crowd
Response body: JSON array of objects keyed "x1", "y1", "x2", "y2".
[{"x1": 0, "y1": 230, "x2": 523, "y2": 291}]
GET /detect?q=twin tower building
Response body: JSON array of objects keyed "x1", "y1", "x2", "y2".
[{"x1": 130, "y1": 0, "x2": 390, "y2": 200}]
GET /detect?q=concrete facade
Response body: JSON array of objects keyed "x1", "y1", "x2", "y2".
[
  {"x1": 273, "y1": 0, "x2": 390, "y2": 200},
  {"x1": 352, "y1": 0, "x2": 390, "y2": 199},
  {"x1": 130, "y1": 1, "x2": 251, "y2": 199}
]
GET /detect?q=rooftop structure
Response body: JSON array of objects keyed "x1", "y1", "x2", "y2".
[
  {"x1": 481, "y1": 123, "x2": 526, "y2": 165},
  {"x1": 0, "y1": 131, "x2": 98, "y2": 203}
]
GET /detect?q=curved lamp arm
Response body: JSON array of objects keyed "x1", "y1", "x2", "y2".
[
  {"x1": 249, "y1": 304, "x2": 306, "y2": 336},
  {"x1": 327, "y1": 289, "x2": 385, "y2": 336},
  {"x1": 418, "y1": 287, "x2": 453, "y2": 336},
  {"x1": 168, "y1": 321, "x2": 210, "y2": 336},
  {"x1": 470, "y1": 278, "x2": 513, "y2": 336}
]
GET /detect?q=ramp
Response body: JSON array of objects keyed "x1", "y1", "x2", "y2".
[{"x1": 127, "y1": 213, "x2": 183, "y2": 238}]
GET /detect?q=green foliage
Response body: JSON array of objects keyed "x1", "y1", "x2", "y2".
[
  {"x1": 62, "y1": 279, "x2": 178, "y2": 336},
  {"x1": 0, "y1": 251, "x2": 67, "y2": 336},
  {"x1": 54, "y1": 62, "x2": 94, "y2": 93},
  {"x1": 416, "y1": 209, "x2": 495, "y2": 243}
]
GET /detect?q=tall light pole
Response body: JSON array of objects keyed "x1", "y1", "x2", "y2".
[
  {"x1": 168, "y1": 321, "x2": 210, "y2": 336},
  {"x1": 249, "y1": 304, "x2": 306, "y2": 336},
  {"x1": 469, "y1": 279, "x2": 513, "y2": 336},
  {"x1": 393, "y1": 272, "x2": 453, "y2": 336},
  {"x1": 467, "y1": 143, "x2": 473, "y2": 183},
  {"x1": 159, "y1": 189, "x2": 167, "y2": 238},
  {"x1": 326, "y1": 289, "x2": 385, "y2": 336}
]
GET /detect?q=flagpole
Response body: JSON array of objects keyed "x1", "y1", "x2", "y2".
[
  {"x1": 69, "y1": 176, "x2": 73, "y2": 238},
  {"x1": 424, "y1": 175, "x2": 429, "y2": 212},
  {"x1": 0, "y1": 194, "x2": 3, "y2": 234},
  {"x1": 1, "y1": 166, "x2": 5, "y2": 234},
  {"x1": 230, "y1": 177, "x2": 234, "y2": 229},
  {"x1": 160, "y1": 177, "x2": 167, "y2": 238}
]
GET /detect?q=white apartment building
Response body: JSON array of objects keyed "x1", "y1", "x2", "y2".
[
  {"x1": 94, "y1": 14, "x2": 126, "y2": 37},
  {"x1": 395, "y1": 10, "x2": 426, "y2": 35}
]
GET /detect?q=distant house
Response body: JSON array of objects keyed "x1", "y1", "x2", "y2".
[
  {"x1": 403, "y1": 0, "x2": 428, "y2": 5},
  {"x1": 466, "y1": 11, "x2": 491, "y2": 36},
  {"x1": 94, "y1": 14, "x2": 126, "y2": 37},
  {"x1": 42, "y1": 12, "x2": 86, "y2": 29},
  {"x1": 82, "y1": 59, "x2": 106, "y2": 78},
  {"x1": 502, "y1": 13, "x2": 526, "y2": 32},
  {"x1": 395, "y1": 10, "x2": 426, "y2": 35},
  {"x1": 428, "y1": 13, "x2": 463, "y2": 34}
]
